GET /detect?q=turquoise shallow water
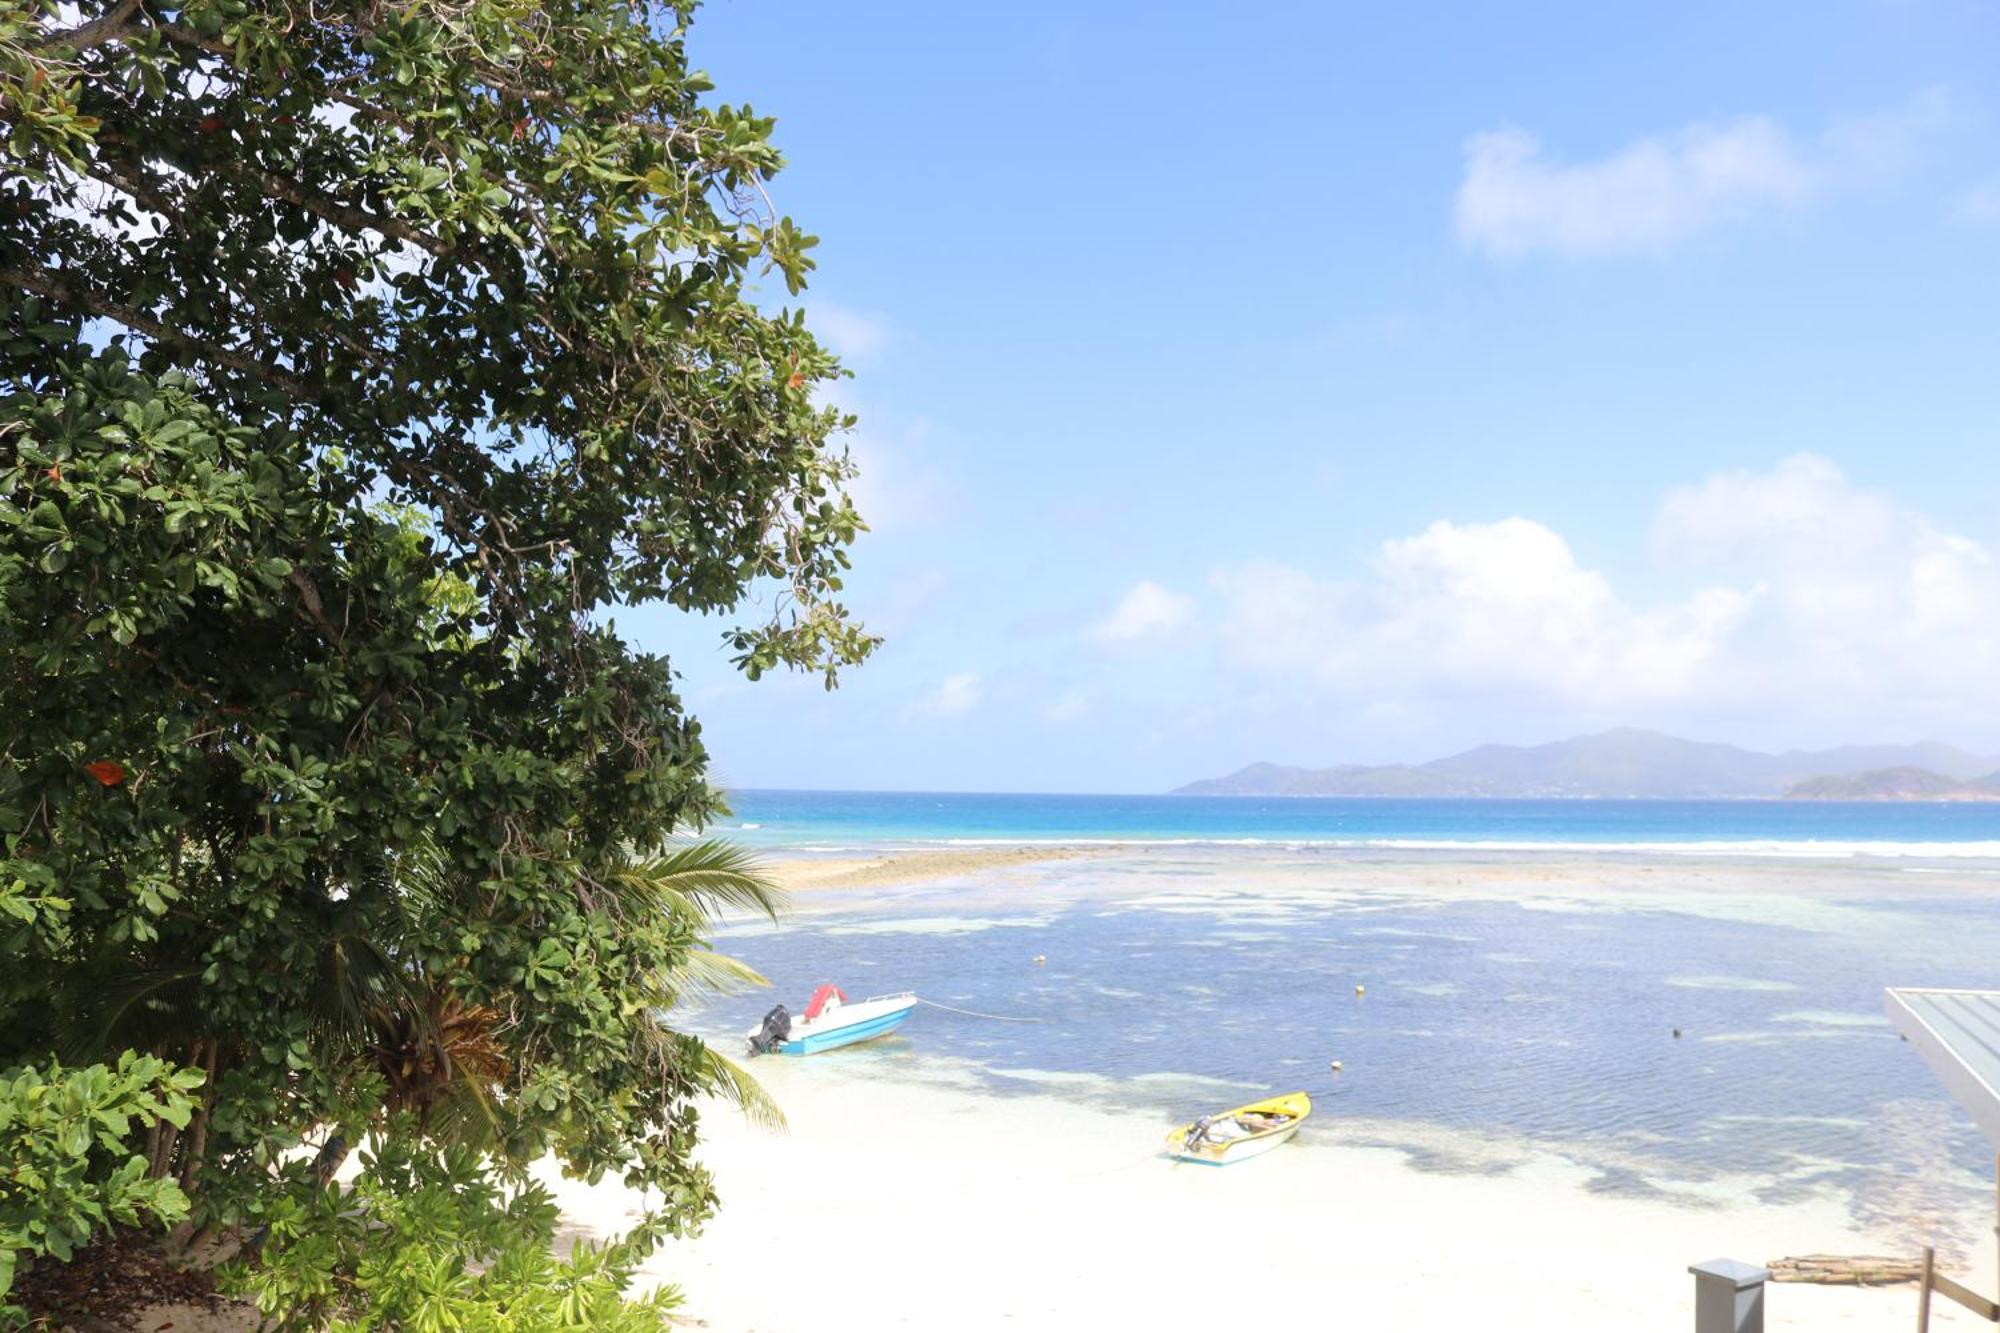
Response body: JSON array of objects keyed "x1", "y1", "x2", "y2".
[
  {"x1": 694, "y1": 794, "x2": 2000, "y2": 1241},
  {"x1": 719, "y1": 789, "x2": 2000, "y2": 856}
]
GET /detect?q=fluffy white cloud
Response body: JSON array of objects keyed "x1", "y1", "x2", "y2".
[
  {"x1": 1206, "y1": 455, "x2": 2000, "y2": 737},
  {"x1": 1455, "y1": 93, "x2": 1949, "y2": 259},
  {"x1": 1457, "y1": 118, "x2": 1813, "y2": 259},
  {"x1": 1952, "y1": 177, "x2": 2000, "y2": 227},
  {"x1": 1091, "y1": 580, "x2": 1195, "y2": 644},
  {"x1": 841, "y1": 424, "x2": 954, "y2": 536},
  {"x1": 810, "y1": 301, "x2": 892, "y2": 364},
  {"x1": 909, "y1": 672, "x2": 982, "y2": 719},
  {"x1": 1211, "y1": 519, "x2": 1748, "y2": 711},
  {"x1": 817, "y1": 339, "x2": 956, "y2": 537},
  {"x1": 1649, "y1": 454, "x2": 2000, "y2": 719}
]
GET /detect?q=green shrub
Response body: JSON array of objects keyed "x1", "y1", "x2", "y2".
[
  {"x1": 0, "y1": 1053, "x2": 204, "y2": 1311},
  {"x1": 229, "y1": 1130, "x2": 678, "y2": 1331}
]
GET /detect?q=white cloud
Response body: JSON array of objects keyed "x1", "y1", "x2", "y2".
[
  {"x1": 1091, "y1": 580, "x2": 1195, "y2": 644},
  {"x1": 1952, "y1": 176, "x2": 2000, "y2": 226},
  {"x1": 841, "y1": 422, "x2": 953, "y2": 535},
  {"x1": 1456, "y1": 119, "x2": 1814, "y2": 259},
  {"x1": 909, "y1": 672, "x2": 982, "y2": 719},
  {"x1": 1820, "y1": 89, "x2": 1954, "y2": 179},
  {"x1": 1648, "y1": 454, "x2": 2000, "y2": 717},
  {"x1": 810, "y1": 301, "x2": 892, "y2": 364},
  {"x1": 815, "y1": 354, "x2": 955, "y2": 538},
  {"x1": 1043, "y1": 690, "x2": 1091, "y2": 723},
  {"x1": 1455, "y1": 92, "x2": 1949, "y2": 259},
  {"x1": 1212, "y1": 520, "x2": 1748, "y2": 711},
  {"x1": 868, "y1": 567, "x2": 950, "y2": 638},
  {"x1": 1206, "y1": 455, "x2": 2000, "y2": 738}
]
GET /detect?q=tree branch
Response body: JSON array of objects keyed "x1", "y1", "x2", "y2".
[
  {"x1": 256, "y1": 170, "x2": 451, "y2": 258},
  {"x1": 35, "y1": 0, "x2": 146, "y2": 54},
  {"x1": 287, "y1": 569, "x2": 347, "y2": 651},
  {"x1": 0, "y1": 264, "x2": 313, "y2": 403}
]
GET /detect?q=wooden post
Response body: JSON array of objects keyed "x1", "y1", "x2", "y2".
[{"x1": 1918, "y1": 1246, "x2": 1934, "y2": 1333}]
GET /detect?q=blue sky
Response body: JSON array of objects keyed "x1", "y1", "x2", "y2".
[{"x1": 626, "y1": 0, "x2": 2000, "y2": 794}]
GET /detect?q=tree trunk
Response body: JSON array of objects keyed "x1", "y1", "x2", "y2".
[
  {"x1": 178, "y1": 1042, "x2": 220, "y2": 1192},
  {"x1": 169, "y1": 1045, "x2": 223, "y2": 1249},
  {"x1": 148, "y1": 1120, "x2": 180, "y2": 1180},
  {"x1": 238, "y1": 1131, "x2": 352, "y2": 1262},
  {"x1": 310, "y1": 1132, "x2": 351, "y2": 1185},
  {"x1": 148, "y1": 1039, "x2": 203, "y2": 1180}
]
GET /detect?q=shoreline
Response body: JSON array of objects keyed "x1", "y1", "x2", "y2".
[
  {"x1": 553, "y1": 1055, "x2": 1996, "y2": 1331},
  {"x1": 658, "y1": 842, "x2": 2000, "y2": 1328},
  {"x1": 753, "y1": 839, "x2": 2000, "y2": 901},
  {"x1": 761, "y1": 844, "x2": 1116, "y2": 891}
]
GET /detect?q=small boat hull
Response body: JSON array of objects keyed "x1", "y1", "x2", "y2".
[
  {"x1": 1169, "y1": 1120, "x2": 1301, "y2": 1165},
  {"x1": 1166, "y1": 1091, "x2": 1312, "y2": 1165},
  {"x1": 751, "y1": 993, "x2": 918, "y2": 1056}
]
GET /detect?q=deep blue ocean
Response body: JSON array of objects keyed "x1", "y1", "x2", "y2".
[
  {"x1": 693, "y1": 791, "x2": 2000, "y2": 1241},
  {"x1": 719, "y1": 789, "x2": 2000, "y2": 856}
]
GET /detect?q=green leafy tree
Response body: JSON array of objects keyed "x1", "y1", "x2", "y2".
[
  {"x1": 0, "y1": 0, "x2": 868, "y2": 1303},
  {"x1": 0, "y1": 1053, "x2": 204, "y2": 1316}
]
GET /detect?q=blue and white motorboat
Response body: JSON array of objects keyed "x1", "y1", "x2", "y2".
[{"x1": 746, "y1": 984, "x2": 917, "y2": 1056}]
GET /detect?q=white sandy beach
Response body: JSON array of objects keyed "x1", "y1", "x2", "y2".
[
  {"x1": 548, "y1": 1054, "x2": 1995, "y2": 1331},
  {"x1": 528, "y1": 844, "x2": 2000, "y2": 1331}
]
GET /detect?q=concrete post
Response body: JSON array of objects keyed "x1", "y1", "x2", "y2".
[{"x1": 1690, "y1": 1258, "x2": 1768, "y2": 1333}]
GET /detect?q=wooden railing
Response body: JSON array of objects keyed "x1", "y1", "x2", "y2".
[
  {"x1": 1694, "y1": 1249, "x2": 2000, "y2": 1332},
  {"x1": 1917, "y1": 1246, "x2": 2000, "y2": 1329}
]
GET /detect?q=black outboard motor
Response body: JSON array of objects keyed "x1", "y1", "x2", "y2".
[{"x1": 749, "y1": 1003, "x2": 792, "y2": 1056}]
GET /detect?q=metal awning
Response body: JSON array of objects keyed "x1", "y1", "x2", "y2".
[
  {"x1": 1886, "y1": 987, "x2": 2000, "y2": 1151},
  {"x1": 1882, "y1": 989, "x2": 2000, "y2": 1328}
]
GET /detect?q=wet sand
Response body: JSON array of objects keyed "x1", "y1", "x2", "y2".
[
  {"x1": 549, "y1": 1056, "x2": 1995, "y2": 1331},
  {"x1": 764, "y1": 844, "x2": 1112, "y2": 891}
]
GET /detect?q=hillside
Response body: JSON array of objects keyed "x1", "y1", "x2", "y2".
[
  {"x1": 1783, "y1": 766, "x2": 2000, "y2": 801},
  {"x1": 1174, "y1": 730, "x2": 2000, "y2": 799}
]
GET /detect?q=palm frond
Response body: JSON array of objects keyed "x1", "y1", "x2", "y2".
[
  {"x1": 311, "y1": 929, "x2": 420, "y2": 1052},
  {"x1": 613, "y1": 840, "x2": 786, "y2": 925},
  {"x1": 367, "y1": 989, "x2": 512, "y2": 1147},
  {"x1": 384, "y1": 837, "x2": 451, "y2": 920},
  {"x1": 666, "y1": 948, "x2": 770, "y2": 1003},
  {"x1": 55, "y1": 966, "x2": 207, "y2": 1062},
  {"x1": 695, "y1": 1042, "x2": 787, "y2": 1133}
]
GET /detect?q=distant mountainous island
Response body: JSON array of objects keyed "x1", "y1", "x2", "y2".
[
  {"x1": 1173, "y1": 729, "x2": 2000, "y2": 800},
  {"x1": 1783, "y1": 766, "x2": 2000, "y2": 802}
]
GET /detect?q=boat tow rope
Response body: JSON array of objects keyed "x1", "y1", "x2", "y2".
[{"x1": 915, "y1": 997, "x2": 1045, "y2": 1023}]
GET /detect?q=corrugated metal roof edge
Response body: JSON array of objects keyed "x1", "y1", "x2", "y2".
[{"x1": 1886, "y1": 987, "x2": 2000, "y2": 1151}]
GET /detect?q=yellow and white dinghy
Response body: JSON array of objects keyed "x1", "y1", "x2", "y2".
[{"x1": 1165, "y1": 1092, "x2": 1311, "y2": 1165}]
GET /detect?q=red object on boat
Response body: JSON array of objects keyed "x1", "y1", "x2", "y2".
[{"x1": 803, "y1": 984, "x2": 847, "y2": 1019}]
